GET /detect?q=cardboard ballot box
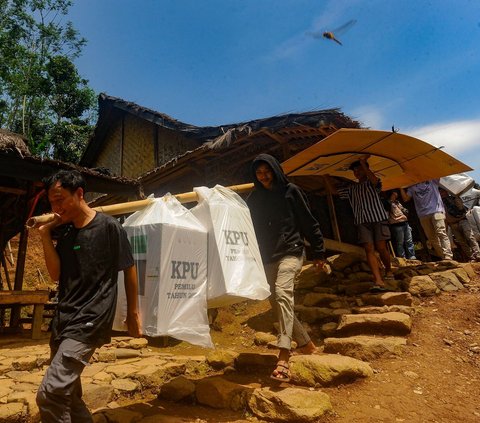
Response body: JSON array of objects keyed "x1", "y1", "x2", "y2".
[
  {"x1": 114, "y1": 195, "x2": 212, "y2": 348},
  {"x1": 192, "y1": 186, "x2": 270, "y2": 308}
]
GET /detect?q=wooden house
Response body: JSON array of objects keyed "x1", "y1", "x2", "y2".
[
  {"x1": 80, "y1": 94, "x2": 361, "y2": 205},
  {"x1": 79, "y1": 94, "x2": 364, "y2": 247}
]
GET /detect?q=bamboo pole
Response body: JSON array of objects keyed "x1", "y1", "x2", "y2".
[{"x1": 25, "y1": 183, "x2": 254, "y2": 229}]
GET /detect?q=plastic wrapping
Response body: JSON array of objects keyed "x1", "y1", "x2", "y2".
[
  {"x1": 191, "y1": 185, "x2": 270, "y2": 308},
  {"x1": 467, "y1": 206, "x2": 480, "y2": 241},
  {"x1": 113, "y1": 195, "x2": 212, "y2": 348},
  {"x1": 440, "y1": 173, "x2": 475, "y2": 196},
  {"x1": 461, "y1": 187, "x2": 480, "y2": 210}
]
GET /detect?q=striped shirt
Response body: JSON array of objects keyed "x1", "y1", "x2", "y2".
[{"x1": 338, "y1": 179, "x2": 389, "y2": 225}]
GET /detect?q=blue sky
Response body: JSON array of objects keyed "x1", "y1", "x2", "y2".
[{"x1": 70, "y1": 0, "x2": 480, "y2": 182}]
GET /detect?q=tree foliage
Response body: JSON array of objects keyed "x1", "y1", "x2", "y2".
[{"x1": 0, "y1": 0, "x2": 96, "y2": 162}]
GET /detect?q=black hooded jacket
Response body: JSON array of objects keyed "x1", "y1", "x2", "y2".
[{"x1": 247, "y1": 154, "x2": 325, "y2": 264}]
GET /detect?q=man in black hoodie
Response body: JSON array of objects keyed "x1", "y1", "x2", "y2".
[{"x1": 247, "y1": 154, "x2": 326, "y2": 382}]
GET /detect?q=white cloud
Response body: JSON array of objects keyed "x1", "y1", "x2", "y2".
[
  {"x1": 408, "y1": 118, "x2": 480, "y2": 182},
  {"x1": 349, "y1": 105, "x2": 384, "y2": 129},
  {"x1": 342, "y1": 111, "x2": 480, "y2": 180},
  {"x1": 408, "y1": 119, "x2": 480, "y2": 155}
]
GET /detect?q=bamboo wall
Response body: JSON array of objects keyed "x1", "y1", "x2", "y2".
[
  {"x1": 96, "y1": 120, "x2": 122, "y2": 175},
  {"x1": 156, "y1": 126, "x2": 198, "y2": 167},
  {"x1": 122, "y1": 115, "x2": 155, "y2": 178},
  {"x1": 93, "y1": 114, "x2": 199, "y2": 180}
]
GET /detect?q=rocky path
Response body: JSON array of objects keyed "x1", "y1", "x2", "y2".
[{"x1": 0, "y1": 255, "x2": 478, "y2": 422}]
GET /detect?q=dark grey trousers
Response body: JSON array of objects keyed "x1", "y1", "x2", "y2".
[{"x1": 36, "y1": 338, "x2": 96, "y2": 423}]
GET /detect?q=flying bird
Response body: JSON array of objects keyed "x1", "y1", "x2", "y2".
[{"x1": 307, "y1": 19, "x2": 357, "y2": 46}]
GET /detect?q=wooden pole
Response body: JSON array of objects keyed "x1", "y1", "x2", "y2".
[
  {"x1": 26, "y1": 183, "x2": 255, "y2": 228},
  {"x1": 326, "y1": 191, "x2": 341, "y2": 242},
  {"x1": 10, "y1": 182, "x2": 35, "y2": 329}
]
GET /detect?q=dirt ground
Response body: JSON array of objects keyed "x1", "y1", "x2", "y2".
[
  {"x1": 116, "y1": 268, "x2": 480, "y2": 423},
  {"x1": 4, "y1": 234, "x2": 480, "y2": 422}
]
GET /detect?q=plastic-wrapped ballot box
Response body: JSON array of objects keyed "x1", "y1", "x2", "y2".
[
  {"x1": 192, "y1": 185, "x2": 270, "y2": 308},
  {"x1": 467, "y1": 206, "x2": 480, "y2": 241},
  {"x1": 440, "y1": 173, "x2": 475, "y2": 196},
  {"x1": 114, "y1": 195, "x2": 212, "y2": 348}
]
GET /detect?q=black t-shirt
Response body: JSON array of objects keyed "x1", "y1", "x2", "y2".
[{"x1": 51, "y1": 212, "x2": 134, "y2": 347}]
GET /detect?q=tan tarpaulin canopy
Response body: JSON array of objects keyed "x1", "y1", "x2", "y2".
[{"x1": 282, "y1": 128, "x2": 473, "y2": 190}]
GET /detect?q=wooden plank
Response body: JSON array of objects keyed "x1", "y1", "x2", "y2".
[
  {"x1": 31, "y1": 304, "x2": 44, "y2": 339},
  {"x1": 1, "y1": 253, "x2": 13, "y2": 290},
  {"x1": 0, "y1": 186, "x2": 27, "y2": 195},
  {"x1": 326, "y1": 192, "x2": 341, "y2": 242},
  {"x1": 0, "y1": 290, "x2": 49, "y2": 305},
  {"x1": 10, "y1": 181, "x2": 33, "y2": 329},
  {"x1": 324, "y1": 238, "x2": 365, "y2": 256}
]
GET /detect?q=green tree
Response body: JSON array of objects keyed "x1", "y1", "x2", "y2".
[{"x1": 0, "y1": 0, "x2": 96, "y2": 162}]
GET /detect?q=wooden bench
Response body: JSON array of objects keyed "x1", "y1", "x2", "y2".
[{"x1": 0, "y1": 290, "x2": 50, "y2": 339}]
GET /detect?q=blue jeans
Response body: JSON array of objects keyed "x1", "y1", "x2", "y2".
[{"x1": 390, "y1": 222, "x2": 416, "y2": 259}]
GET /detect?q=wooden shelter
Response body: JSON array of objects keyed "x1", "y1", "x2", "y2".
[
  {"x1": 0, "y1": 128, "x2": 141, "y2": 332},
  {"x1": 282, "y1": 128, "x2": 473, "y2": 190}
]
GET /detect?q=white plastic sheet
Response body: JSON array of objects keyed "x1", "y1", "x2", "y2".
[
  {"x1": 113, "y1": 195, "x2": 212, "y2": 348},
  {"x1": 467, "y1": 206, "x2": 480, "y2": 241},
  {"x1": 192, "y1": 185, "x2": 270, "y2": 308},
  {"x1": 440, "y1": 173, "x2": 475, "y2": 196},
  {"x1": 461, "y1": 187, "x2": 480, "y2": 210}
]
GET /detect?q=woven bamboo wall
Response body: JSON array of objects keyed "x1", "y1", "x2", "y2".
[
  {"x1": 122, "y1": 115, "x2": 156, "y2": 178},
  {"x1": 96, "y1": 121, "x2": 122, "y2": 175},
  {"x1": 156, "y1": 126, "x2": 198, "y2": 167}
]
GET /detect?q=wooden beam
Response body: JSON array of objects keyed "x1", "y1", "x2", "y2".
[
  {"x1": 0, "y1": 290, "x2": 50, "y2": 339},
  {"x1": 0, "y1": 290, "x2": 49, "y2": 305},
  {"x1": 0, "y1": 253, "x2": 12, "y2": 290},
  {"x1": 324, "y1": 238, "x2": 365, "y2": 256},
  {"x1": 259, "y1": 129, "x2": 291, "y2": 159},
  {"x1": 10, "y1": 182, "x2": 33, "y2": 328},
  {"x1": 0, "y1": 155, "x2": 140, "y2": 197},
  {"x1": 0, "y1": 186, "x2": 27, "y2": 196},
  {"x1": 326, "y1": 192, "x2": 341, "y2": 242}
]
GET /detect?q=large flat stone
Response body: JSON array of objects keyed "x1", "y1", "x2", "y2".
[
  {"x1": 335, "y1": 312, "x2": 412, "y2": 336},
  {"x1": 323, "y1": 335, "x2": 407, "y2": 360},
  {"x1": 429, "y1": 270, "x2": 464, "y2": 291},
  {"x1": 405, "y1": 275, "x2": 439, "y2": 296},
  {"x1": 360, "y1": 292, "x2": 413, "y2": 307},
  {"x1": 196, "y1": 376, "x2": 254, "y2": 411},
  {"x1": 0, "y1": 402, "x2": 25, "y2": 421},
  {"x1": 248, "y1": 387, "x2": 332, "y2": 422},
  {"x1": 289, "y1": 354, "x2": 373, "y2": 387}
]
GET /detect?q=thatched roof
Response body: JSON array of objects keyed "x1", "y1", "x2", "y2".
[
  {"x1": 0, "y1": 128, "x2": 30, "y2": 157},
  {"x1": 88, "y1": 100, "x2": 361, "y2": 207},
  {"x1": 0, "y1": 127, "x2": 140, "y2": 196},
  {"x1": 0, "y1": 129, "x2": 142, "y2": 254},
  {"x1": 81, "y1": 93, "x2": 361, "y2": 167}
]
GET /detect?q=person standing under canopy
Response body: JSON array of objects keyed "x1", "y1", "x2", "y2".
[
  {"x1": 400, "y1": 179, "x2": 453, "y2": 260},
  {"x1": 386, "y1": 189, "x2": 417, "y2": 260},
  {"x1": 247, "y1": 154, "x2": 326, "y2": 383},
  {"x1": 324, "y1": 156, "x2": 394, "y2": 292}
]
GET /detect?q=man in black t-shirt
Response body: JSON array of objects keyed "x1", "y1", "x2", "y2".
[{"x1": 35, "y1": 170, "x2": 141, "y2": 423}]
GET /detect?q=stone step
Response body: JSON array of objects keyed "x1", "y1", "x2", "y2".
[
  {"x1": 358, "y1": 291, "x2": 413, "y2": 307},
  {"x1": 323, "y1": 335, "x2": 407, "y2": 361},
  {"x1": 335, "y1": 311, "x2": 412, "y2": 337},
  {"x1": 289, "y1": 353, "x2": 373, "y2": 387}
]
